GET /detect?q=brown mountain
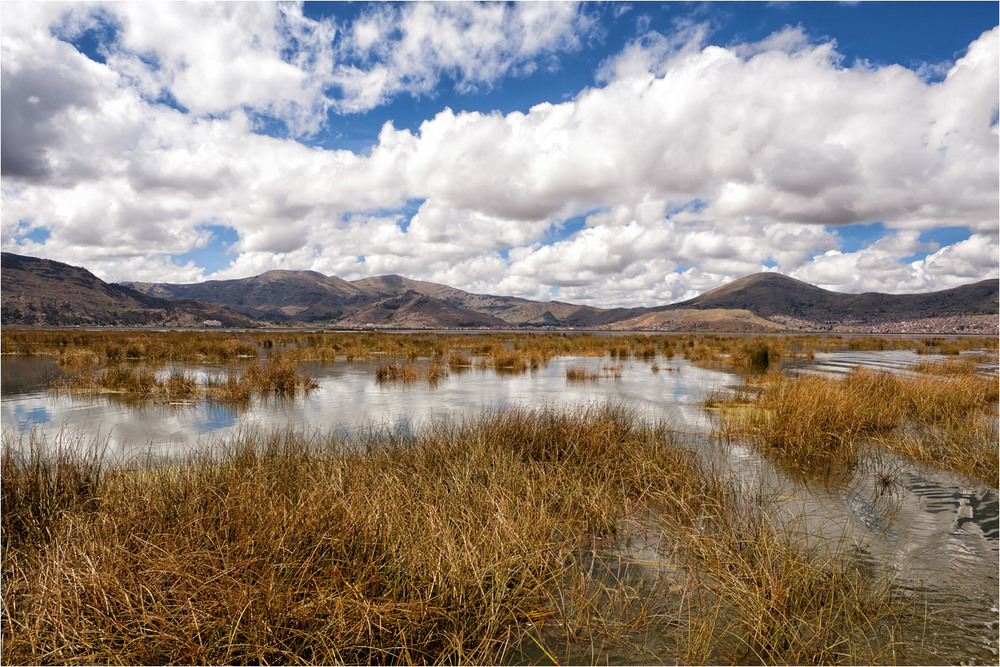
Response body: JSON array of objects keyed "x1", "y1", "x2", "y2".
[
  {"x1": 352, "y1": 274, "x2": 642, "y2": 326},
  {"x1": 126, "y1": 271, "x2": 630, "y2": 328},
  {"x1": 663, "y1": 272, "x2": 999, "y2": 327},
  {"x1": 20, "y1": 252, "x2": 993, "y2": 332},
  {"x1": 337, "y1": 290, "x2": 510, "y2": 328},
  {"x1": 1, "y1": 252, "x2": 256, "y2": 327},
  {"x1": 128, "y1": 270, "x2": 369, "y2": 323}
]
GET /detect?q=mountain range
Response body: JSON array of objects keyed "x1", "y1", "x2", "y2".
[{"x1": 2, "y1": 252, "x2": 997, "y2": 333}]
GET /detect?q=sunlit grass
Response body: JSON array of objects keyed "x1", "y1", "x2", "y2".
[
  {"x1": 713, "y1": 369, "x2": 999, "y2": 485},
  {"x1": 1, "y1": 406, "x2": 915, "y2": 665},
  {"x1": 57, "y1": 361, "x2": 316, "y2": 402}
]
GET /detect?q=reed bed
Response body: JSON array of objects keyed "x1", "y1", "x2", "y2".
[
  {"x1": 57, "y1": 362, "x2": 316, "y2": 402},
  {"x1": 375, "y1": 360, "x2": 448, "y2": 384},
  {"x1": 1, "y1": 406, "x2": 913, "y2": 665},
  {"x1": 715, "y1": 369, "x2": 999, "y2": 485},
  {"x1": 4, "y1": 329, "x2": 995, "y2": 376}
]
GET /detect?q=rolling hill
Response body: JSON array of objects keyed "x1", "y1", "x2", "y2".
[
  {"x1": 5, "y1": 252, "x2": 996, "y2": 332},
  {"x1": 1, "y1": 252, "x2": 256, "y2": 327},
  {"x1": 663, "y1": 272, "x2": 999, "y2": 330}
]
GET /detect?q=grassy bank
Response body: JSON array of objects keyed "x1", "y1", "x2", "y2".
[{"x1": 2, "y1": 406, "x2": 915, "y2": 665}]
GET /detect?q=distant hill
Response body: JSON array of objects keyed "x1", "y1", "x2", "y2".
[
  {"x1": 337, "y1": 290, "x2": 510, "y2": 328},
  {"x1": 125, "y1": 271, "x2": 633, "y2": 328},
  {"x1": 663, "y1": 272, "x2": 999, "y2": 330},
  {"x1": 607, "y1": 308, "x2": 787, "y2": 332},
  {"x1": 6, "y1": 252, "x2": 995, "y2": 332},
  {"x1": 129, "y1": 270, "x2": 368, "y2": 323},
  {"x1": 352, "y1": 274, "x2": 643, "y2": 327},
  {"x1": 1, "y1": 252, "x2": 255, "y2": 327}
]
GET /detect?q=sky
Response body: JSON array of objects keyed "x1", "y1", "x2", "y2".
[{"x1": 1, "y1": 1, "x2": 998, "y2": 308}]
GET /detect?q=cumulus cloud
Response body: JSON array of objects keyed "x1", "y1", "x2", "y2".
[
  {"x1": 30, "y1": 1, "x2": 595, "y2": 130},
  {"x1": 329, "y1": 1, "x2": 595, "y2": 112},
  {"x1": 790, "y1": 231, "x2": 1000, "y2": 295},
  {"x1": 1, "y1": 3, "x2": 997, "y2": 305}
]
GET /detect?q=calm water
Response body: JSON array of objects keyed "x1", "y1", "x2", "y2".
[
  {"x1": 2, "y1": 348, "x2": 997, "y2": 663},
  {"x1": 1, "y1": 354, "x2": 743, "y2": 458}
]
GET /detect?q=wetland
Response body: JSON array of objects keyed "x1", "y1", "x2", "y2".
[{"x1": 2, "y1": 330, "x2": 997, "y2": 665}]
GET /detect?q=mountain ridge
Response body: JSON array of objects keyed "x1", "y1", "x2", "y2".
[
  {"x1": 664, "y1": 272, "x2": 999, "y2": 322},
  {"x1": 1, "y1": 252, "x2": 256, "y2": 327},
  {"x1": 3, "y1": 253, "x2": 996, "y2": 333}
]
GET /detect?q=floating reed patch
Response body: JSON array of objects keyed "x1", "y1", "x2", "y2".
[
  {"x1": 56, "y1": 362, "x2": 315, "y2": 402},
  {"x1": 566, "y1": 364, "x2": 601, "y2": 381},
  {"x1": 375, "y1": 360, "x2": 448, "y2": 384},
  {"x1": 447, "y1": 350, "x2": 471, "y2": 369}
]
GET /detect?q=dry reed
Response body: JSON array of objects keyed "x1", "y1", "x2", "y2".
[{"x1": 0, "y1": 406, "x2": 914, "y2": 665}]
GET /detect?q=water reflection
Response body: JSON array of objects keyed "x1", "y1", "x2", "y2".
[{"x1": 1, "y1": 355, "x2": 741, "y2": 457}]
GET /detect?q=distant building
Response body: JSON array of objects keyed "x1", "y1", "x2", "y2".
[{"x1": 203, "y1": 320, "x2": 223, "y2": 327}]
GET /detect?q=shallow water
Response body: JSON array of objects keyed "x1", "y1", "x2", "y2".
[
  {"x1": 0, "y1": 355, "x2": 742, "y2": 459},
  {"x1": 2, "y1": 347, "x2": 997, "y2": 664}
]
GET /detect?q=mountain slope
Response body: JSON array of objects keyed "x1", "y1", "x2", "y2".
[
  {"x1": 1, "y1": 252, "x2": 254, "y2": 327},
  {"x1": 127, "y1": 270, "x2": 368, "y2": 323},
  {"x1": 352, "y1": 274, "x2": 638, "y2": 326},
  {"x1": 23, "y1": 252, "x2": 996, "y2": 332},
  {"x1": 664, "y1": 272, "x2": 999, "y2": 324},
  {"x1": 337, "y1": 291, "x2": 510, "y2": 328}
]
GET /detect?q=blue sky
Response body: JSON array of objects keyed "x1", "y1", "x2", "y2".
[{"x1": 2, "y1": 1, "x2": 997, "y2": 306}]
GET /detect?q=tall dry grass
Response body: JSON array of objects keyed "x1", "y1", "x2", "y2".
[
  {"x1": 1, "y1": 406, "x2": 913, "y2": 665},
  {"x1": 57, "y1": 361, "x2": 316, "y2": 402},
  {"x1": 673, "y1": 488, "x2": 906, "y2": 665},
  {"x1": 717, "y1": 369, "x2": 999, "y2": 485}
]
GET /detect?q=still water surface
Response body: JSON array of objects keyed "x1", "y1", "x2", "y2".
[
  {"x1": 1, "y1": 348, "x2": 997, "y2": 663},
  {"x1": 2, "y1": 354, "x2": 741, "y2": 458}
]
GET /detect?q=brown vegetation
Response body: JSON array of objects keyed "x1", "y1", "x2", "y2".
[
  {"x1": 714, "y1": 369, "x2": 999, "y2": 486},
  {"x1": 2, "y1": 406, "x2": 915, "y2": 665},
  {"x1": 58, "y1": 361, "x2": 316, "y2": 402}
]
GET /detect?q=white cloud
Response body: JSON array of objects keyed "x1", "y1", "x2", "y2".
[
  {"x1": 791, "y1": 232, "x2": 999, "y2": 294},
  {"x1": 1, "y1": 7, "x2": 997, "y2": 305}
]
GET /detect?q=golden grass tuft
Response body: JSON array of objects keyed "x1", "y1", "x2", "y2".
[
  {"x1": 375, "y1": 360, "x2": 448, "y2": 384},
  {"x1": 716, "y1": 369, "x2": 999, "y2": 485},
  {"x1": 566, "y1": 364, "x2": 601, "y2": 381}
]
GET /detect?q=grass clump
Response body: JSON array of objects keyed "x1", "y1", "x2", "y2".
[
  {"x1": 1, "y1": 406, "x2": 921, "y2": 665},
  {"x1": 911, "y1": 356, "x2": 982, "y2": 377},
  {"x1": 375, "y1": 360, "x2": 448, "y2": 384},
  {"x1": 447, "y1": 350, "x2": 471, "y2": 369},
  {"x1": 673, "y1": 489, "x2": 906, "y2": 665},
  {"x1": 566, "y1": 364, "x2": 601, "y2": 382},
  {"x1": 1, "y1": 407, "x2": 699, "y2": 665},
  {"x1": 716, "y1": 369, "x2": 999, "y2": 485}
]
